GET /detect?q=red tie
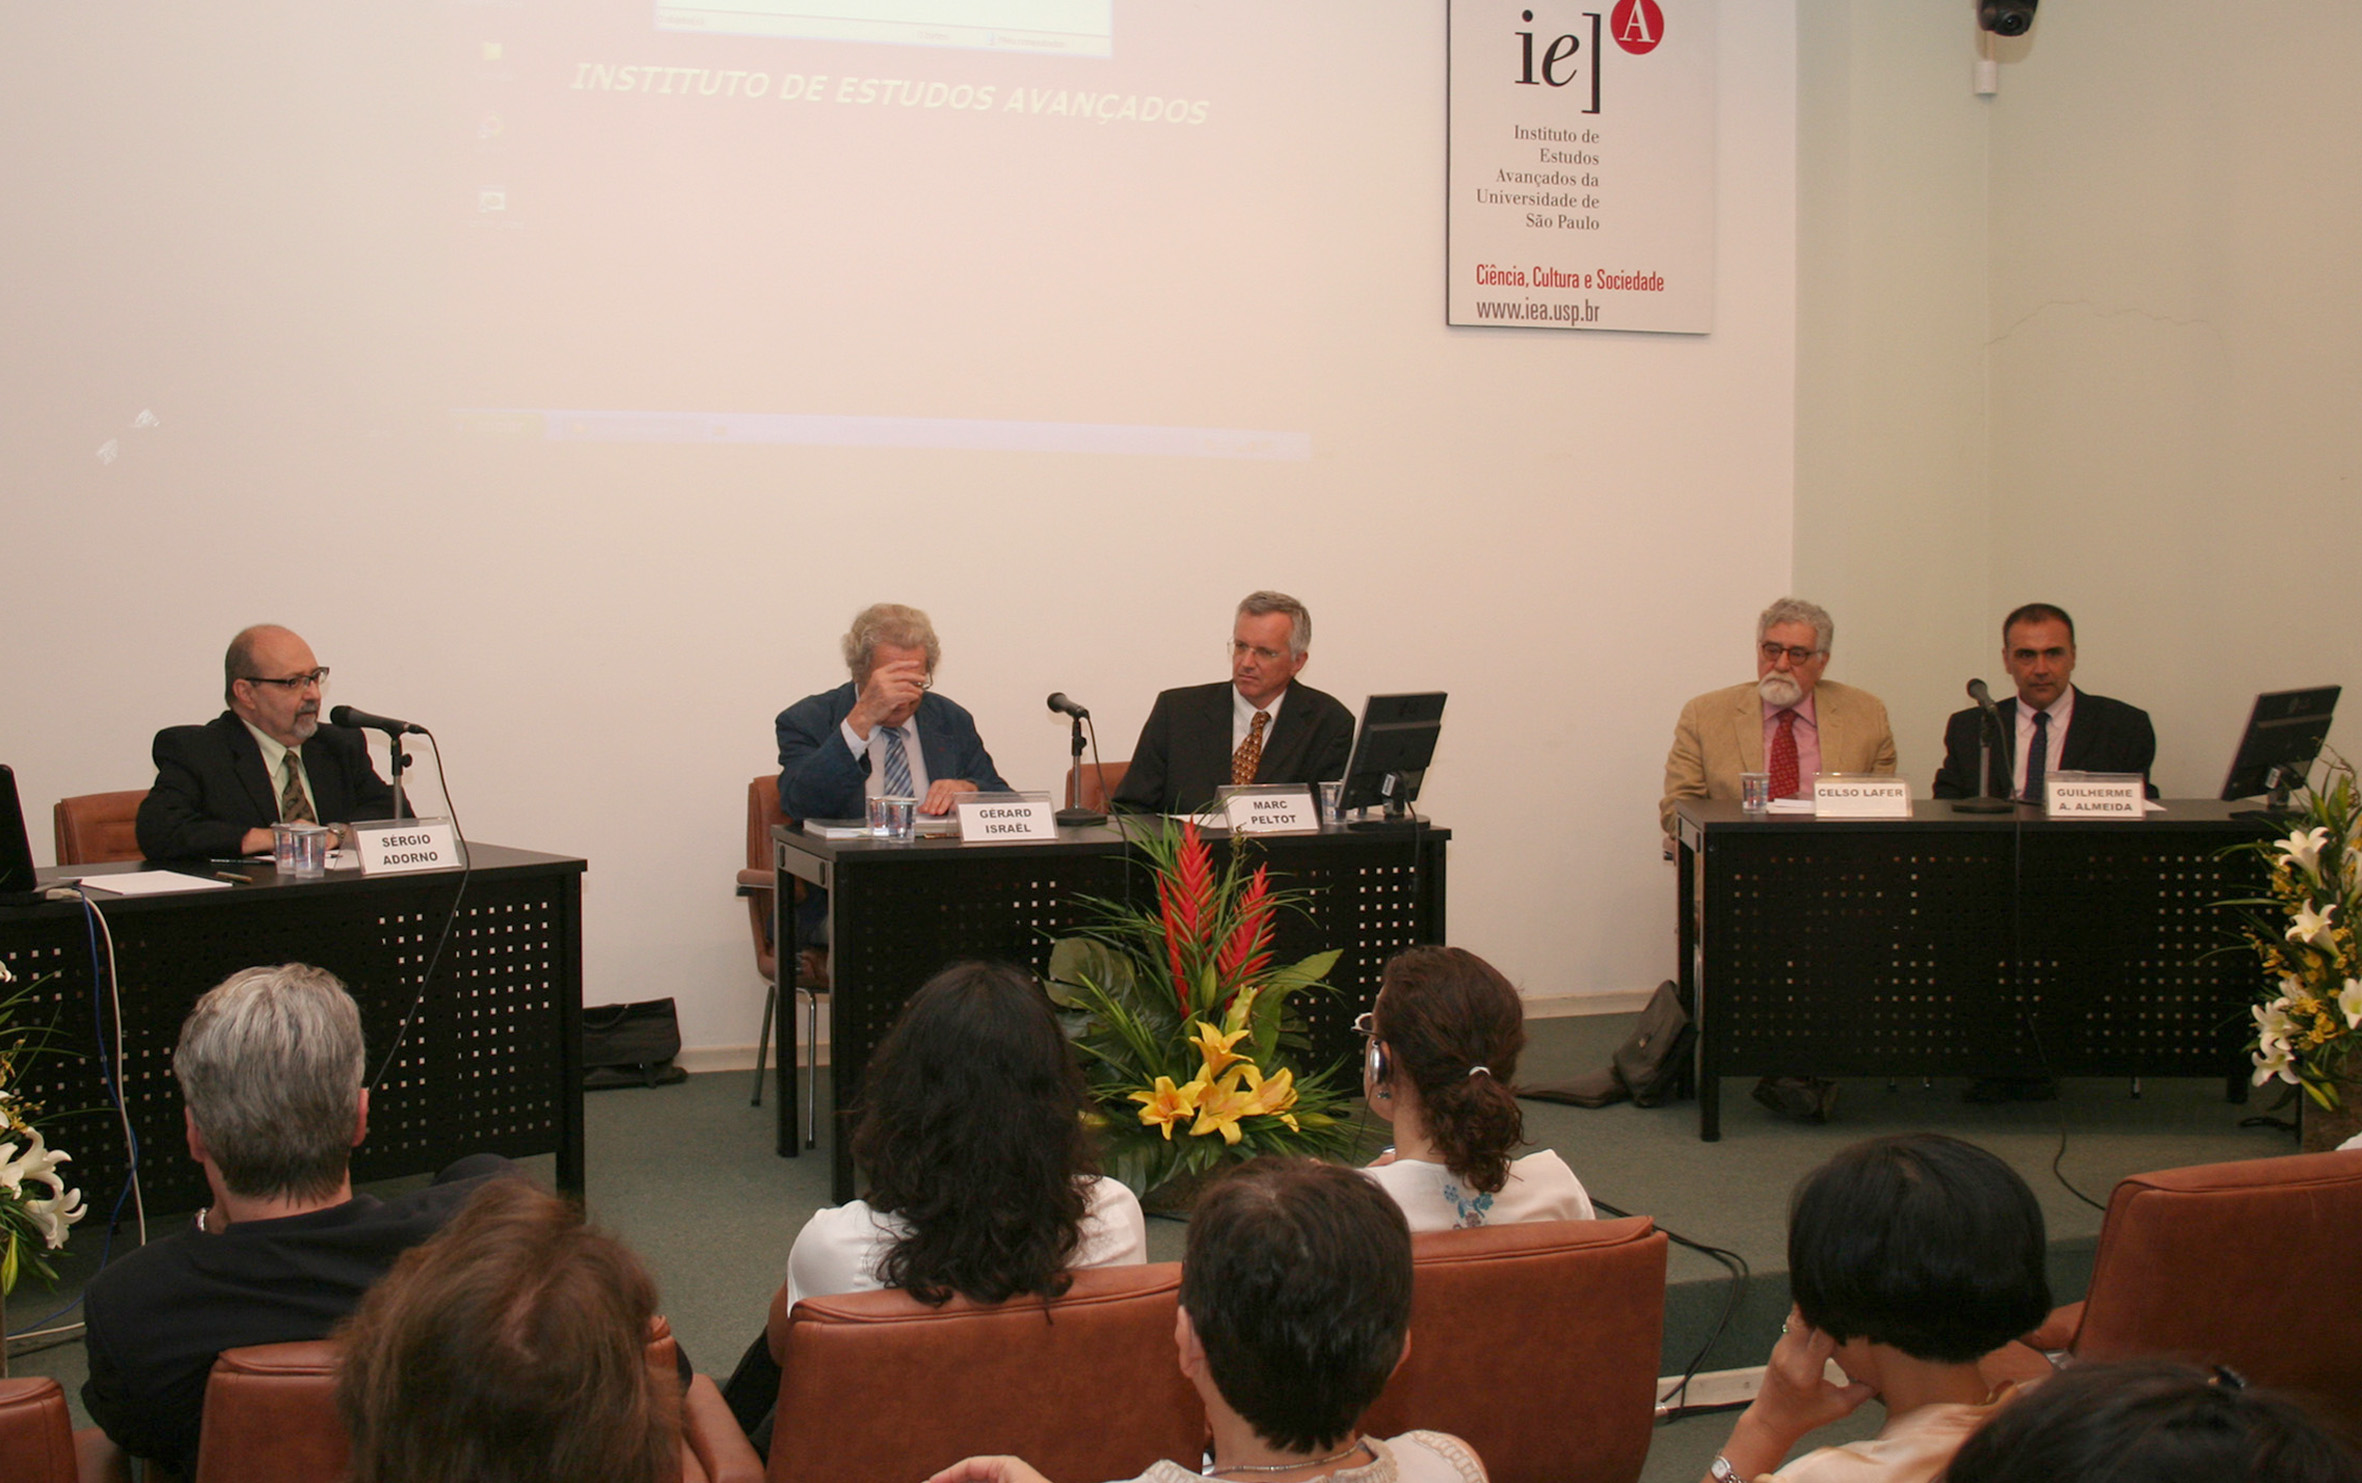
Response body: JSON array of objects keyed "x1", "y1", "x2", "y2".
[{"x1": 1769, "y1": 710, "x2": 1800, "y2": 800}]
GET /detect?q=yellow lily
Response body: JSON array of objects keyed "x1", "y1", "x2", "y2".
[
  {"x1": 1188, "y1": 1071, "x2": 1257, "y2": 1146},
  {"x1": 1187, "y1": 1020, "x2": 1250, "y2": 1079},
  {"x1": 1233, "y1": 1063, "x2": 1301, "y2": 1132},
  {"x1": 1129, "y1": 1076, "x2": 1205, "y2": 1140}
]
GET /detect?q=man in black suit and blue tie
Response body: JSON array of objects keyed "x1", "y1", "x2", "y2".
[{"x1": 1932, "y1": 602, "x2": 2157, "y2": 804}]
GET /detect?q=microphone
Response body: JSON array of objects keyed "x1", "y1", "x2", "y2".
[
  {"x1": 330, "y1": 705, "x2": 425, "y2": 736},
  {"x1": 1966, "y1": 677, "x2": 1999, "y2": 714},
  {"x1": 1046, "y1": 692, "x2": 1090, "y2": 720},
  {"x1": 1952, "y1": 679, "x2": 2016, "y2": 813}
]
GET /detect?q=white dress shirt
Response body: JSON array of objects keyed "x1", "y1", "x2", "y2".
[
  {"x1": 2011, "y1": 688, "x2": 2076, "y2": 800},
  {"x1": 838, "y1": 716, "x2": 932, "y2": 801},
  {"x1": 1231, "y1": 684, "x2": 1288, "y2": 751},
  {"x1": 241, "y1": 720, "x2": 318, "y2": 822}
]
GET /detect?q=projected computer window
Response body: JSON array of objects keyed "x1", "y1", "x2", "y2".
[{"x1": 654, "y1": 0, "x2": 1113, "y2": 56}]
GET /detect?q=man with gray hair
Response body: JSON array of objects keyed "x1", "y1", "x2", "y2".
[
  {"x1": 79, "y1": 964, "x2": 513, "y2": 1476},
  {"x1": 1113, "y1": 591, "x2": 1355, "y2": 815},
  {"x1": 1660, "y1": 599, "x2": 1897, "y2": 1123}
]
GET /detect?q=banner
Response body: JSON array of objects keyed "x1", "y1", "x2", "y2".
[{"x1": 1447, "y1": 0, "x2": 1716, "y2": 333}]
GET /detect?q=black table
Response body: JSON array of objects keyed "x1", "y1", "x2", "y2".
[
  {"x1": 1673, "y1": 799, "x2": 2268, "y2": 1139},
  {"x1": 775, "y1": 820, "x2": 1450, "y2": 1202},
  {"x1": 0, "y1": 845, "x2": 586, "y2": 1214}
]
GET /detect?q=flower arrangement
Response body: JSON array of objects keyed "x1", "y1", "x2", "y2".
[
  {"x1": 2225, "y1": 754, "x2": 2362, "y2": 1124},
  {"x1": 1047, "y1": 820, "x2": 1360, "y2": 1200},
  {"x1": 1, "y1": 961, "x2": 85, "y2": 1299}
]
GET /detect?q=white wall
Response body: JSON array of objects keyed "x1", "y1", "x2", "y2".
[{"x1": 0, "y1": 3, "x2": 1802, "y2": 1050}]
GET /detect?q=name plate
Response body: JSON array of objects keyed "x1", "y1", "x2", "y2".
[
  {"x1": 1812, "y1": 775, "x2": 1912, "y2": 819},
  {"x1": 954, "y1": 792, "x2": 1059, "y2": 842},
  {"x1": 1219, "y1": 785, "x2": 1320, "y2": 836},
  {"x1": 351, "y1": 818, "x2": 461, "y2": 874},
  {"x1": 2045, "y1": 772, "x2": 2145, "y2": 819}
]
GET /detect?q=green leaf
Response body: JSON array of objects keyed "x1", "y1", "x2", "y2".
[{"x1": 1046, "y1": 937, "x2": 1134, "y2": 1007}]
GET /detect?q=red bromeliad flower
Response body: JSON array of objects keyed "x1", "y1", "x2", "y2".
[{"x1": 1215, "y1": 864, "x2": 1274, "y2": 995}]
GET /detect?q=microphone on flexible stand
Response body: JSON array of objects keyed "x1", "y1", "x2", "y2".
[
  {"x1": 1953, "y1": 680, "x2": 2015, "y2": 813},
  {"x1": 329, "y1": 705, "x2": 425, "y2": 819},
  {"x1": 1047, "y1": 694, "x2": 1105, "y2": 827}
]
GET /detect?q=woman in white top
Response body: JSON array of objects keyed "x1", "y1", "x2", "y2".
[
  {"x1": 1358, "y1": 946, "x2": 1591, "y2": 1232},
  {"x1": 723, "y1": 961, "x2": 1146, "y2": 1445}
]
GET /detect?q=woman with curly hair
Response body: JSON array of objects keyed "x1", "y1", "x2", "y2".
[
  {"x1": 725, "y1": 960, "x2": 1146, "y2": 1443},
  {"x1": 1359, "y1": 945, "x2": 1590, "y2": 1231}
]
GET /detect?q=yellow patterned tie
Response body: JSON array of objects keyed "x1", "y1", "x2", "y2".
[
  {"x1": 1231, "y1": 711, "x2": 1270, "y2": 786},
  {"x1": 280, "y1": 752, "x2": 316, "y2": 824}
]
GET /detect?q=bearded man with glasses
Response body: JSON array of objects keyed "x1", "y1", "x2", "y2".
[{"x1": 136, "y1": 624, "x2": 395, "y2": 859}]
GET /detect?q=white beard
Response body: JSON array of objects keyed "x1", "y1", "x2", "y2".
[{"x1": 1758, "y1": 672, "x2": 1804, "y2": 708}]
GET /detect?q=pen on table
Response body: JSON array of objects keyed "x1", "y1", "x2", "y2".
[{"x1": 214, "y1": 869, "x2": 253, "y2": 884}]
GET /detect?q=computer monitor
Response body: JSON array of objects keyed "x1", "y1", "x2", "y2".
[
  {"x1": 1336, "y1": 692, "x2": 1447, "y2": 823},
  {"x1": 1, "y1": 764, "x2": 44, "y2": 904},
  {"x1": 2221, "y1": 686, "x2": 2341, "y2": 804}
]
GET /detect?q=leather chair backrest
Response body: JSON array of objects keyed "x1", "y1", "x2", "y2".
[
  {"x1": 766, "y1": 1261, "x2": 1204, "y2": 1483},
  {"x1": 1362, "y1": 1215, "x2": 1667, "y2": 1483},
  {"x1": 0, "y1": 1377, "x2": 81, "y2": 1483},
  {"x1": 2073, "y1": 1148, "x2": 2362, "y2": 1437},
  {"x1": 53, "y1": 790, "x2": 148, "y2": 866},
  {"x1": 1068, "y1": 760, "x2": 1130, "y2": 813},
  {"x1": 193, "y1": 1321, "x2": 751, "y2": 1483},
  {"x1": 744, "y1": 775, "x2": 789, "y2": 979}
]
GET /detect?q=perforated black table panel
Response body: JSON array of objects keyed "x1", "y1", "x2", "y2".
[
  {"x1": 777, "y1": 821, "x2": 1449, "y2": 1202},
  {"x1": 0, "y1": 846, "x2": 585, "y2": 1214},
  {"x1": 1674, "y1": 799, "x2": 2267, "y2": 1139}
]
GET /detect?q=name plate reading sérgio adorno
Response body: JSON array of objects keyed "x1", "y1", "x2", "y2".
[
  {"x1": 2045, "y1": 772, "x2": 2146, "y2": 819},
  {"x1": 1811, "y1": 775, "x2": 1912, "y2": 820},
  {"x1": 953, "y1": 793, "x2": 1059, "y2": 842},
  {"x1": 1219, "y1": 785, "x2": 1320, "y2": 836},
  {"x1": 352, "y1": 818, "x2": 461, "y2": 874}
]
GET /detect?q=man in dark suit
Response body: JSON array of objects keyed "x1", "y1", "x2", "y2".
[
  {"x1": 1113, "y1": 590, "x2": 1354, "y2": 815},
  {"x1": 1932, "y1": 602, "x2": 2158, "y2": 802},
  {"x1": 136, "y1": 625, "x2": 396, "y2": 860}
]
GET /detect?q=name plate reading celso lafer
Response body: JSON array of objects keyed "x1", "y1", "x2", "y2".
[
  {"x1": 954, "y1": 793, "x2": 1059, "y2": 842},
  {"x1": 1812, "y1": 776, "x2": 1912, "y2": 820},
  {"x1": 1219, "y1": 785, "x2": 1320, "y2": 836},
  {"x1": 2045, "y1": 773, "x2": 2146, "y2": 819},
  {"x1": 352, "y1": 818, "x2": 461, "y2": 874}
]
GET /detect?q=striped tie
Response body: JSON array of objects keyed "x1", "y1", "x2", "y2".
[{"x1": 882, "y1": 727, "x2": 914, "y2": 797}]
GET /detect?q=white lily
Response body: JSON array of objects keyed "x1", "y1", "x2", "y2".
[
  {"x1": 2254, "y1": 999, "x2": 2298, "y2": 1046},
  {"x1": 2342, "y1": 979, "x2": 2362, "y2": 1031},
  {"x1": 2277, "y1": 826, "x2": 2332, "y2": 876},
  {"x1": 0, "y1": 1129, "x2": 84, "y2": 1248},
  {"x1": 2288, "y1": 900, "x2": 2339, "y2": 946},
  {"x1": 2253, "y1": 1039, "x2": 2300, "y2": 1086}
]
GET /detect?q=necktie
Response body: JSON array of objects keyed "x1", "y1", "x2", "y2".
[
  {"x1": 2023, "y1": 710, "x2": 2050, "y2": 804},
  {"x1": 882, "y1": 726, "x2": 914, "y2": 798},
  {"x1": 1768, "y1": 710, "x2": 1800, "y2": 800},
  {"x1": 1232, "y1": 711, "x2": 1271, "y2": 786},
  {"x1": 279, "y1": 751, "x2": 316, "y2": 824}
]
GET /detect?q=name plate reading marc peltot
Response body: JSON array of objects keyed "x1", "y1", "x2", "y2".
[
  {"x1": 953, "y1": 793, "x2": 1059, "y2": 842},
  {"x1": 1219, "y1": 785, "x2": 1320, "y2": 836},
  {"x1": 352, "y1": 818, "x2": 461, "y2": 874},
  {"x1": 2045, "y1": 772, "x2": 2146, "y2": 819},
  {"x1": 1811, "y1": 776, "x2": 1912, "y2": 819}
]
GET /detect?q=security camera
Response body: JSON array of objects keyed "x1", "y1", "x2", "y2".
[{"x1": 1978, "y1": 0, "x2": 2037, "y2": 36}]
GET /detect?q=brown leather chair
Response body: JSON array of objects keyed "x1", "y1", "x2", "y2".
[
  {"x1": 764, "y1": 1262, "x2": 1204, "y2": 1483},
  {"x1": 191, "y1": 1321, "x2": 758, "y2": 1483},
  {"x1": 52, "y1": 791, "x2": 148, "y2": 866},
  {"x1": 2023, "y1": 1148, "x2": 2362, "y2": 1439},
  {"x1": 0, "y1": 1375, "x2": 129, "y2": 1483},
  {"x1": 1065, "y1": 759, "x2": 1130, "y2": 813},
  {"x1": 737, "y1": 776, "x2": 824, "y2": 1126},
  {"x1": 1362, "y1": 1216, "x2": 1667, "y2": 1483}
]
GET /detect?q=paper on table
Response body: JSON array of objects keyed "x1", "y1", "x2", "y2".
[
  {"x1": 73, "y1": 870, "x2": 233, "y2": 896},
  {"x1": 1766, "y1": 799, "x2": 1817, "y2": 814}
]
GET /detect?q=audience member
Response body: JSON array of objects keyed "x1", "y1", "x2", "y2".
[
  {"x1": 337, "y1": 1179, "x2": 678, "y2": 1483},
  {"x1": 928, "y1": 1156, "x2": 1487, "y2": 1483},
  {"x1": 1703, "y1": 1133, "x2": 2051, "y2": 1483},
  {"x1": 723, "y1": 961, "x2": 1146, "y2": 1442},
  {"x1": 78, "y1": 963, "x2": 514, "y2": 1476},
  {"x1": 1940, "y1": 1359, "x2": 2362, "y2": 1483},
  {"x1": 1359, "y1": 945, "x2": 1591, "y2": 1230}
]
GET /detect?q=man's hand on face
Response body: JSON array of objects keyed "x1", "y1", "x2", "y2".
[{"x1": 848, "y1": 658, "x2": 930, "y2": 738}]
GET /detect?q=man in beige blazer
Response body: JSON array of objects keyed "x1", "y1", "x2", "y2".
[
  {"x1": 1659, "y1": 596, "x2": 1898, "y2": 840},
  {"x1": 1658, "y1": 597, "x2": 1898, "y2": 1124}
]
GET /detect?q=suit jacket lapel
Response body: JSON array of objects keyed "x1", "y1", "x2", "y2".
[
  {"x1": 1256, "y1": 688, "x2": 1308, "y2": 781},
  {"x1": 224, "y1": 718, "x2": 280, "y2": 824},
  {"x1": 1817, "y1": 688, "x2": 1846, "y2": 773},
  {"x1": 1729, "y1": 689, "x2": 1765, "y2": 773}
]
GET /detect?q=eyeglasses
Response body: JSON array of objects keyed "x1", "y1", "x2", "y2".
[
  {"x1": 1231, "y1": 641, "x2": 1289, "y2": 664},
  {"x1": 1353, "y1": 1011, "x2": 1378, "y2": 1039},
  {"x1": 242, "y1": 668, "x2": 330, "y2": 691},
  {"x1": 1759, "y1": 643, "x2": 1823, "y2": 666}
]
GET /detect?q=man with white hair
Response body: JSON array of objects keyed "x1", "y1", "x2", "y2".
[
  {"x1": 1659, "y1": 598, "x2": 1897, "y2": 1124},
  {"x1": 79, "y1": 963, "x2": 514, "y2": 1476}
]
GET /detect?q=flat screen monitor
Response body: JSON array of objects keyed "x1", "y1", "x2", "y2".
[
  {"x1": 1337, "y1": 693, "x2": 1447, "y2": 818},
  {"x1": 1, "y1": 764, "x2": 43, "y2": 903},
  {"x1": 2221, "y1": 686, "x2": 2341, "y2": 802}
]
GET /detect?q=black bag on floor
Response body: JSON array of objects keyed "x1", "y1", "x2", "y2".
[
  {"x1": 1518, "y1": 980, "x2": 1694, "y2": 1109},
  {"x1": 582, "y1": 997, "x2": 689, "y2": 1089}
]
